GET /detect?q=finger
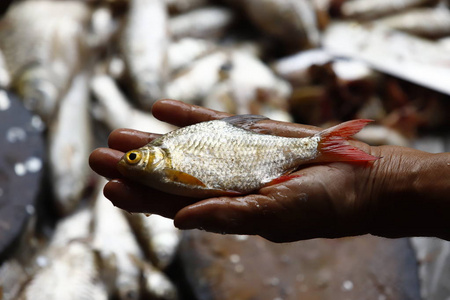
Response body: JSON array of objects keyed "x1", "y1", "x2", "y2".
[
  {"x1": 153, "y1": 99, "x2": 321, "y2": 137},
  {"x1": 104, "y1": 179, "x2": 198, "y2": 219},
  {"x1": 108, "y1": 128, "x2": 162, "y2": 152},
  {"x1": 89, "y1": 148, "x2": 124, "y2": 179},
  {"x1": 174, "y1": 194, "x2": 270, "y2": 235},
  {"x1": 255, "y1": 120, "x2": 321, "y2": 138},
  {"x1": 152, "y1": 99, "x2": 231, "y2": 126}
]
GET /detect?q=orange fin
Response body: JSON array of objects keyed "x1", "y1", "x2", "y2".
[
  {"x1": 264, "y1": 174, "x2": 302, "y2": 187},
  {"x1": 164, "y1": 169, "x2": 207, "y2": 187},
  {"x1": 317, "y1": 120, "x2": 379, "y2": 162}
]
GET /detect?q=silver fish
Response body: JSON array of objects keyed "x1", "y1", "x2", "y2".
[
  {"x1": 168, "y1": 38, "x2": 216, "y2": 73},
  {"x1": 139, "y1": 259, "x2": 178, "y2": 300},
  {"x1": 375, "y1": 7, "x2": 450, "y2": 38},
  {"x1": 169, "y1": 6, "x2": 235, "y2": 40},
  {"x1": 120, "y1": 0, "x2": 169, "y2": 109},
  {"x1": 236, "y1": 0, "x2": 320, "y2": 50},
  {"x1": 166, "y1": 51, "x2": 229, "y2": 104},
  {"x1": 118, "y1": 116, "x2": 377, "y2": 198},
  {"x1": 92, "y1": 179, "x2": 143, "y2": 300},
  {"x1": 0, "y1": 1, "x2": 91, "y2": 122},
  {"x1": 19, "y1": 242, "x2": 108, "y2": 300},
  {"x1": 340, "y1": 0, "x2": 438, "y2": 20},
  {"x1": 323, "y1": 22, "x2": 450, "y2": 96},
  {"x1": 48, "y1": 74, "x2": 92, "y2": 216},
  {"x1": 127, "y1": 214, "x2": 181, "y2": 270},
  {"x1": 271, "y1": 49, "x2": 333, "y2": 86},
  {"x1": 91, "y1": 74, "x2": 174, "y2": 133},
  {"x1": 164, "y1": 0, "x2": 208, "y2": 14}
]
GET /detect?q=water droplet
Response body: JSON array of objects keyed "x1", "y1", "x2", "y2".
[
  {"x1": 14, "y1": 163, "x2": 27, "y2": 176},
  {"x1": 342, "y1": 280, "x2": 354, "y2": 291},
  {"x1": 0, "y1": 188, "x2": 3, "y2": 197},
  {"x1": 0, "y1": 90, "x2": 10, "y2": 111},
  {"x1": 30, "y1": 115, "x2": 45, "y2": 131},
  {"x1": 25, "y1": 157, "x2": 42, "y2": 173},
  {"x1": 229, "y1": 254, "x2": 240, "y2": 264},
  {"x1": 378, "y1": 295, "x2": 387, "y2": 300},
  {"x1": 26, "y1": 204, "x2": 35, "y2": 215},
  {"x1": 273, "y1": 297, "x2": 283, "y2": 300},
  {"x1": 6, "y1": 127, "x2": 27, "y2": 143}
]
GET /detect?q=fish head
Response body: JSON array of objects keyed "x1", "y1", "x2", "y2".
[{"x1": 118, "y1": 146, "x2": 167, "y2": 180}]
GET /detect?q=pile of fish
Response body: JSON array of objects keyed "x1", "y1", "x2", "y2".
[{"x1": 0, "y1": 0, "x2": 449, "y2": 299}]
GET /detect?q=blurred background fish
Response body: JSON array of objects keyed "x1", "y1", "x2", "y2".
[{"x1": 1, "y1": 0, "x2": 450, "y2": 299}]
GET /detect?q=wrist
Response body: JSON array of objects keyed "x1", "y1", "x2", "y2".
[{"x1": 368, "y1": 146, "x2": 450, "y2": 240}]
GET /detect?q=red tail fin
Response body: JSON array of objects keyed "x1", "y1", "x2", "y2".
[{"x1": 317, "y1": 120, "x2": 379, "y2": 162}]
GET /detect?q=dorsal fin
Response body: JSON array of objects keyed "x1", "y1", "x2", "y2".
[{"x1": 220, "y1": 114, "x2": 269, "y2": 130}]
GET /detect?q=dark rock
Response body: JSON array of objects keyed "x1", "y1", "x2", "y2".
[
  {"x1": 0, "y1": 90, "x2": 45, "y2": 261},
  {"x1": 180, "y1": 231, "x2": 421, "y2": 300}
]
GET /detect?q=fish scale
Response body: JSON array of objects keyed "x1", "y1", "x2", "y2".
[
  {"x1": 118, "y1": 117, "x2": 377, "y2": 198},
  {"x1": 157, "y1": 120, "x2": 318, "y2": 192}
]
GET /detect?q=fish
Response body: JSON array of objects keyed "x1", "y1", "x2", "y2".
[
  {"x1": 120, "y1": 0, "x2": 169, "y2": 109},
  {"x1": 166, "y1": 51, "x2": 229, "y2": 104},
  {"x1": 169, "y1": 6, "x2": 235, "y2": 41},
  {"x1": 138, "y1": 259, "x2": 178, "y2": 300},
  {"x1": 118, "y1": 115, "x2": 378, "y2": 198},
  {"x1": 375, "y1": 7, "x2": 450, "y2": 38},
  {"x1": 126, "y1": 213, "x2": 181, "y2": 270},
  {"x1": 48, "y1": 73, "x2": 92, "y2": 216},
  {"x1": 339, "y1": 0, "x2": 438, "y2": 20},
  {"x1": 19, "y1": 242, "x2": 108, "y2": 300},
  {"x1": 0, "y1": 0, "x2": 91, "y2": 123},
  {"x1": 91, "y1": 74, "x2": 175, "y2": 133},
  {"x1": 323, "y1": 22, "x2": 450, "y2": 96},
  {"x1": 168, "y1": 38, "x2": 216, "y2": 73},
  {"x1": 232, "y1": 0, "x2": 320, "y2": 50},
  {"x1": 92, "y1": 178, "x2": 143, "y2": 300}
]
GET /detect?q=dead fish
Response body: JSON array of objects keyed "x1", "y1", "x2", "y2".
[
  {"x1": 48, "y1": 74, "x2": 92, "y2": 216},
  {"x1": 49, "y1": 207, "x2": 93, "y2": 248},
  {"x1": 169, "y1": 6, "x2": 235, "y2": 40},
  {"x1": 127, "y1": 214, "x2": 180, "y2": 269},
  {"x1": 168, "y1": 38, "x2": 216, "y2": 73},
  {"x1": 91, "y1": 74, "x2": 174, "y2": 133},
  {"x1": 375, "y1": 7, "x2": 450, "y2": 38},
  {"x1": 323, "y1": 22, "x2": 450, "y2": 96},
  {"x1": 0, "y1": 48, "x2": 10, "y2": 88},
  {"x1": 138, "y1": 259, "x2": 178, "y2": 300},
  {"x1": 120, "y1": 0, "x2": 169, "y2": 109},
  {"x1": 354, "y1": 125, "x2": 410, "y2": 146},
  {"x1": 19, "y1": 242, "x2": 108, "y2": 300},
  {"x1": 92, "y1": 178, "x2": 143, "y2": 300},
  {"x1": 271, "y1": 49, "x2": 333, "y2": 86},
  {"x1": 340, "y1": 0, "x2": 438, "y2": 20},
  {"x1": 164, "y1": 0, "x2": 208, "y2": 14},
  {"x1": 118, "y1": 115, "x2": 377, "y2": 198},
  {"x1": 236, "y1": 0, "x2": 320, "y2": 50},
  {"x1": 0, "y1": 259, "x2": 30, "y2": 300},
  {"x1": 0, "y1": 1, "x2": 91, "y2": 122},
  {"x1": 166, "y1": 51, "x2": 229, "y2": 104}
]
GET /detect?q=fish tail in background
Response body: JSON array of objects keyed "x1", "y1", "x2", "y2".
[{"x1": 317, "y1": 119, "x2": 379, "y2": 162}]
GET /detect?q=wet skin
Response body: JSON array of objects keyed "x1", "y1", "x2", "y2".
[{"x1": 90, "y1": 99, "x2": 450, "y2": 242}]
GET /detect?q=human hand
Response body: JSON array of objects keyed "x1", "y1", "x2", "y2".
[{"x1": 90, "y1": 99, "x2": 450, "y2": 242}]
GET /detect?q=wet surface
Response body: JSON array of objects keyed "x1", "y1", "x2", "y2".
[
  {"x1": 180, "y1": 231, "x2": 421, "y2": 300},
  {"x1": 0, "y1": 90, "x2": 45, "y2": 261}
]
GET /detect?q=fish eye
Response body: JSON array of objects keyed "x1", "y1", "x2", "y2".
[{"x1": 126, "y1": 151, "x2": 141, "y2": 165}]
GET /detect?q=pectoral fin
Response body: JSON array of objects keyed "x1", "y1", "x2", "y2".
[{"x1": 164, "y1": 169, "x2": 207, "y2": 188}]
